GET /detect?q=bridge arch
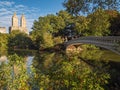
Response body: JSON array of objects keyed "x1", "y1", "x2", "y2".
[{"x1": 64, "y1": 36, "x2": 120, "y2": 55}]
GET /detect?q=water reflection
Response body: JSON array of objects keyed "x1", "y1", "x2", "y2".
[
  {"x1": 33, "y1": 52, "x2": 111, "y2": 90},
  {"x1": 0, "y1": 56, "x2": 8, "y2": 65},
  {"x1": 0, "y1": 50, "x2": 120, "y2": 89},
  {"x1": 26, "y1": 56, "x2": 34, "y2": 75}
]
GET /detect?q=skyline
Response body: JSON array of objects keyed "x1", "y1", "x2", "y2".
[{"x1": 0, "y1": 0, "x2": 65, "y2": 33}]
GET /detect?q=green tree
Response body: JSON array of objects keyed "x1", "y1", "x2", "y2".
[
  {"x1": 74, "y1": 16, "x2": 90, "y2": 35},
  {"x1": 86, "y1": 9, "x2": 110, "y2": 36},
  {"x1": 48, "y1": 14, "x2": 66, "y2": 33},
  {"x1": 31, "y1": 15, "x2": 54, "y2": 49},
  {"x1": 106, "y1": 10, "x2": 120, "y2": 36},
  {"x1": 8, "y1": 30, "x2": 33, "y2": 49},
  {"x1": 31, "y1": 12, "x2": 72, "y2": 49},
  {"x1": 30, "y1": 28, "x2": 54, "y2": 49},
  {"x1": 57, "y1": 10, "x2": 73, "y2": 26},
  {"x1": 63, "y1": 0, "x2": 119, "y2": 15},
  {"x1": 57, "y1": 11, "x2": 74, "y2": 36},
  {"x1": 40, "y1": 31, "x2": 54, "y2": 49},
  {"x1": 0, "y1": 33, "x2": 9, "y2": 50}
]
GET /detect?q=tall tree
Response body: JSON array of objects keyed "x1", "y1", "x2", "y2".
[
  {"x1": 74, "y1": 16, "x2": 90, "y2": 36},
  {"x1": 86, "y1": 9, "x2": 110, "y2": 36},
  {"x1": 63, "y1": 0, "x2": 120, "y2": 15},
  {"x1": 31, "y1": 12, "x2": 73, "y2": 49},
  {"x1": 57, "y1": 10, "x2": 73, "y2": 26},
  {"x1": 106, "y1": 10, "x2": 120, "y2": 36}
]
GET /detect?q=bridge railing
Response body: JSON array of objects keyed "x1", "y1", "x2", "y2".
[{"x1": 68, "y1": 36, "x2": 120, "y2": 43}]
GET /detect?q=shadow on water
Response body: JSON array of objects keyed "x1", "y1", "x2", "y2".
[
  {"x1": 107, "y1": 61, "x2": 120, "y2": 89},
  {"x1": 79, "y1": 56, "x2": 120, "y2": 89},
  {"x1": 8, "y1": 50, "x2": 37, "y2": 56},
  {"x1": 80, "y1": 49, "x2": 120, "y2": 90}
]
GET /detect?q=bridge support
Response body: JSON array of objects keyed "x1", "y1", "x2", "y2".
[{"x1": 66, "y1": 45, "x2": 83, "y2": 54}]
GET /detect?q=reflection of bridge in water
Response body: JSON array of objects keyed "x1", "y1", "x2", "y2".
[{"x1": 64, "y1": 36, "x2": 120, "y2": 55}]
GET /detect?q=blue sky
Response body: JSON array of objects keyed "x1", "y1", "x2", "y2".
[{"x1": 0, "y1": 0, "x2": 65, "y2": 32}]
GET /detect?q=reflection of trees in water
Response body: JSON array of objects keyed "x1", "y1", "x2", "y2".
[
  {"x1": 0, "y1": 50, "x2": 8, "y2": 57},
  {"x1": 0, "y1": 54, "x2": 30, "y2": 90},
  {"x1": 0, "y1": 62, "x2": 11, "y2": 89},
  {"x1": 80, "y1": 49, "x2": 103, "y2": 61},
  {"x1": 31, "y1": 52, "x2": 110, "y2": 90},
  {"x1": 0, "y1": 51, "x2": 119, "y2": 89},
  {"x1": 79, "y1": 47, "x2": 120, "y2": 89}
]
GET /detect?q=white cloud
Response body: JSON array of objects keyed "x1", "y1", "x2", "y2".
[
  {"x1": 0, "y1": 8, "x2": 7, "y2": 12},
  {"x1": 0, "y1": 8, "x2": 13, "y2": 16},
  {"x1": 0, "y1": 1, "x2": 14, "y2": 7},
  {"x1": 15, "y1": 5, "x2": 25, "y2": 8}
]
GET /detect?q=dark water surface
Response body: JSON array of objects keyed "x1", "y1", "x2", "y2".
[{"x1": 0, "y1": 50, "x2": 120, "y2": 90}]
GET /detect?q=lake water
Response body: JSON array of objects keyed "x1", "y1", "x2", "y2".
[{"x1": 0, "y1": 50, "x2": 120, "y2": 90}]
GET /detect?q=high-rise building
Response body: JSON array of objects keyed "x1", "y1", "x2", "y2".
[
  {"x1": 12, "y1": 12, "x2": 19, "y2": 27},
  {"x1": 9, "y1": 12, "x2": 28, "y2": 34}
]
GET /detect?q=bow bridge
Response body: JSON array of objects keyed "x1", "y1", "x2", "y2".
[{"x1": 64, "y1": 36, "x2": 120, "y2": 55}]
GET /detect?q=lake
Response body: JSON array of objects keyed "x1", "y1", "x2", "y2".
[{"x1": 0, "y1": 49, "x2": 120, "y2": 90}]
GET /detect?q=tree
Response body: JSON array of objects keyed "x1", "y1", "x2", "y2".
[
  {"x1": 63, "y1": 0, "x2": 120, "y2": 15},
  {"x1": 32, "y1": 14, "x2": 65, "y2": 34},
  {"x1": 86, "y1": 9, "x2": 110, "y2": 36},
  {"x1": 0, "y1": 33, "x2": 9, "y2": 50},
  {"x1": 57, "y1": 11, "x2": 76, "y2": 39},
  {"x1": 48, "y1": 14, "x2": 66, "y2": 33},
  {"x1": 30, "y1": 16, "x2": 54, "y2": 49},
  {"x1": 74, "y1": 16, "x2": 90, "y2": 36},
  {"x1": 106, "y1": 10, "x2": 120, "y2": 36},
  {"x1": 8, "y1": 30, "x2": 33, "y2": 49},
  {"x1": 57, "y1": 10, "x2": 73, "y2": 26},
  {"x1": 31, "y1": 12, "x2": 73, "y2": 49},
  {"x1": 40, "y1": 31, "x2": 54, "y2": 49}
]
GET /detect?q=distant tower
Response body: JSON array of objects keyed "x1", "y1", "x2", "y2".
[
  {"x1": 9, "y1": 12, "x2": 19, "y2": 33},
  {"x1": 12, "y1": 12, "x2": 18, "y2": 27},
  {"x1": 21, "y1": 14, "x2": 26, "y2": 28},
  {"x1": 20, "y1": 14, "x2": 28, "y2": 34},
  {"x1": 9, "y1": 12, "x2": 28, "y2": 34}
]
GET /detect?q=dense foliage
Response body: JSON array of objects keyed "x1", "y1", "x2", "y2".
[
  {"x1": 106, "y1": 10, "x2": 120, "y2": 36},
  {"x1": 0, "y1": 54, "x2": 29, "y2": 89},
  {"x1": 63, "y1": 0, "x2": 120, "y2": 15},
  {"x1": 0, "y1": 31, "x2": 33, "y2": 50},
  {"x1": 8, "y1": 30, "x2": 33, "y2": 50},
  {"x1": 87, "y1": 9, "x2": 110, "y2": 36},
  {"x1": 0, "y1": 33, "x2": 8, "y2": 50}
]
